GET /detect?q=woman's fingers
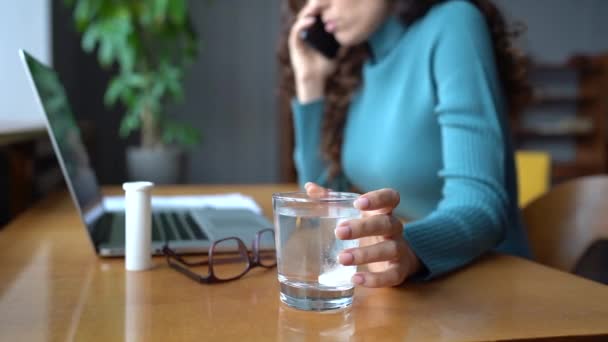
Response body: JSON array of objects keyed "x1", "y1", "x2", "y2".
[
  {"x1": 289, "y1": 2, "x2": 321, "y2": 46},
  {"x1": 304, "y1": 182, "x2": 330, "y2": 197},
  {"x1": 297, "y1": 2, "x2": 322, "y2": 19},
  {"x1": 335, "y1": 214, "x2": 402, "y2": 240},
  {"x1": 351, "y1": 264, "x2": 407, "y2": 288},
  {"x1": 338, "y1": 239, "x2": 405, "y2": 266},
  {"x1": 289, "y1": 16, "x2": 316, "y2": 46},
  {"x1": 354, "y1": 188, "x2": 400, "y2": 211}
]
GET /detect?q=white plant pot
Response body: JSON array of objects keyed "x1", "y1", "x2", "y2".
[{"x1": 126, "y1": 146, "x2": 183, "y2": 184}]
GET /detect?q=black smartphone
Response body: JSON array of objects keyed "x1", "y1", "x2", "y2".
[{"x1": 299, "y1": 16, "x2": 340, "y2": 59}]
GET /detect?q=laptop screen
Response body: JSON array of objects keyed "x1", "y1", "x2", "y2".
[{"x1": 21, "y1": 51, "x2": 104, "y2": 234}]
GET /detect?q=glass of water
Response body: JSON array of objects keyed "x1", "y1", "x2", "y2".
[{"x1": 272, "y1": 191, "x2": 360, "y2": 311}]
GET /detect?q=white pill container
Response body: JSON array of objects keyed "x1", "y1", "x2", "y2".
[{"x1": 123, "y1": 181, "x2": 154, "y2": 271}]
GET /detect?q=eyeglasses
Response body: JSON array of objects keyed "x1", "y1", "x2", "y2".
[{"x1": 162, "y1": 228, "x2": 277, "y2": 283}]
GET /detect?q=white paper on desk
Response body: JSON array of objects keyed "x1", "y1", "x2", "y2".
[{"x1": 103, "y1": 193, "x2": 263, "y2": 214}]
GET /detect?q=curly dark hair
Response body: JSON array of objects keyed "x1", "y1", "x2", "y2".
[{"x1": 278, "y1": 0, "x2": 530, "y2": 180}]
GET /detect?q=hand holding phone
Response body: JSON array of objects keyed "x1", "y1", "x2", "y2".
[
  {"x1": 289, "y1": 14, "x2": 339, "y2": 102},
  {"x1": 299, "y1": 16, "x2": 340, "y2": 59}
]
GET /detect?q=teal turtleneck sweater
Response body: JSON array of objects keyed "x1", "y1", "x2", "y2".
[{"x1": 291, "y1": 0, "x2": 531, "y2": 280}]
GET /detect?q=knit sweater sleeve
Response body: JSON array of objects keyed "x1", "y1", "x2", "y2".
[
  {"x1": 403, "y1": 2, "x2": 510, "y2": 279},
  {"x1": 291, "y1": 99, "x2": 351, "y2": 191}
]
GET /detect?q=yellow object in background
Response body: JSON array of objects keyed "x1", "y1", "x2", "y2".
[{"x1": 515, "y1": 151, "x2": 551, "y2": 207}]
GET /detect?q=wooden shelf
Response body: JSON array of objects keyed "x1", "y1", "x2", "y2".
[
  {"x1": 531, "y1": 58, "x2": 605, "y2": 75},
  {"x1": 516, "y1": 117, "x2": 595, "y2": 138},
  {"x1": 515, "y1": 55, "x2": 608, "y2": 183},
  {"x1": 529, "y1": 95, "x2": 595, "y2": 106},
  {"x1": 516, "y1": 129, "x2": 594, "y2": 139}
]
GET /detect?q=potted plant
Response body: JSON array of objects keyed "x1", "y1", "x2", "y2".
[{"x1": 65, "y1": 0, "x2": 200, "y2": 183}]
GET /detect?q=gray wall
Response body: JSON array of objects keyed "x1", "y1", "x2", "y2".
[
  {"x1": 171, "y1": 0, "x2": 282, "y2": 184},
  {"x1": 494, "y1": 0, "x2": 608, "y2": 62}
]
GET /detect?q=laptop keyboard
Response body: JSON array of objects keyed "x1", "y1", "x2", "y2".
[
  {"x1": 152, "y1": 212, "x2": 209, "y2": 242},
  {"x1": 96, "y1": 211, "x2": 209, "y2": 246}
]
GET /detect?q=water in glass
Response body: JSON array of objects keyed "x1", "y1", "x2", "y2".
[{"x1": 275, "y1": 204, "x2": 359, "y2": 311}]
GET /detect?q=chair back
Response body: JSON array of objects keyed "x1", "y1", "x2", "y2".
[{"x1": 523, "y1": 175, "x2": 608, "y2": 272}]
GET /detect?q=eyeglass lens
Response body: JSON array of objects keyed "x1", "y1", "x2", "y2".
[{"x1": 211, "y1": 238, "x2": 250, "y2": 280}]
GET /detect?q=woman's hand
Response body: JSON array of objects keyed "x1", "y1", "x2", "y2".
[
  {"x1": 305, "y1": 182, "x2": 422, "y2": 287},
  {"x1": 288, "y1": 4, "x2": 338, "y2": 103}
]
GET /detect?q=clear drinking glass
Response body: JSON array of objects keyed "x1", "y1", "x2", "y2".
[{"x1": 272, "y1": 191, "x2": 360, "y2": 311}]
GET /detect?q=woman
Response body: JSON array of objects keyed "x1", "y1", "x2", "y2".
[{"x1": 278, "y1": 0, "x2": 532, "y2": 287}]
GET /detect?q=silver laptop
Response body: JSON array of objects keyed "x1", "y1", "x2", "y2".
[{"x1": 19, "y1": 49, "x2": 273, "y2": 256}]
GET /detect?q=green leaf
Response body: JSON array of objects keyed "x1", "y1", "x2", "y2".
[
  {"x1": 118, "y1": 46, "x2": 136, "y2": 73},
  {"x1": 98, "y1": 38, "x2": 114, "y2": 67},
  {"x1": 74, "y1": 0, "x2": 100, "y2": 30},
  {"x1": 119, "y1": 88, "x2": 136, "y2": 107},
  {"x1": 104, "y1": 76, "x2": 125, "y2": 107},
  {"x1": 92, "y1": 6, "x2": 134, "y2": 68},
  {"x1": 168, "y1": 0, "x2": 186, "y2": 25},
  {"x1": 119, "y1": 111, "x2": 141, "y2": 137},
  {"x1": 162, "y1": 120, "x2": 201, "y2": 147},
  {"x1": 74, "y1": 0, "x2": 90, "y2": 22},
  {"x1": 126, "y1": 73, "x2": 148, "y2": 88},
  {"x1": 104, "y1": 71, "x2": 150, "y2": 108},
  {"x1": 81, "y1": 25, "x2": 99, "y2": 52},
  {"x1": 150, "y1": 79, "x2": 166, "y2": 100},
  {"x1": 119, "y1": 98, "x2": 146, "y2": 137},
  {"x1": 137, "y1": 2, "x2": 154, "y2": 26},
  {"x1": 153, "y1": 0, "x2": 169, "y2": 23}
]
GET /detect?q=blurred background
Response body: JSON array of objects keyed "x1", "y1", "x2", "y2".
[{"x1": 2, "y1": 0, "x2": 608, "y2": 226}]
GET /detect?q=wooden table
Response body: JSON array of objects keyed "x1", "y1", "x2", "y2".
[{"x1": 1, "y1": 185, "x2": 608, "y2": 341}]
